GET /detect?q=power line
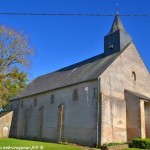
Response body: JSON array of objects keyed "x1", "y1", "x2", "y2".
[
  {"x1": 0, "y1": 12, "x2": 150, "y2": 17},
  {"x1": 0, "y1": 13, "x2": 115, "y2": 16}
]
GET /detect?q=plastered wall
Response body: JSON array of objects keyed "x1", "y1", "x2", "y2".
[
  {"x1": 10, "y1": 81, "x2": 98, "y2": 146},
  {"x1": 100, "y1": 43, "x2": 150, "y2": 144}
]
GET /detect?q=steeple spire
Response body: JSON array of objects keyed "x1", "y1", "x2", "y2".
[
  {"x1": 109, "y1": 14, "x2": 125, "y2": 33},
  {"x1": 104, "y1": 14, "x2": 132, "y2": 55}
]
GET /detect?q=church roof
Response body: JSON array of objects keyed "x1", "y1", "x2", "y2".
[
  {"x1": 10, "y1": 15, "x2": 132, "y2": 100},
  {"x1": 125, "y1": 90, "x2": 150, "y2": 101},
  {"x1": 10, "y1": 46, "x2": 129, "y2": 100},
  {"x1": 109, "y1": 14, "x2": 125, "y2": 33}
]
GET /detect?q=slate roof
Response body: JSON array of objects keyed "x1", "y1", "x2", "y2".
[
  {"x1": 10, "y1": 49, "x2": 126, "y2": 100},
  {"x1": 125, "y1": 90, "x2": 150, "y2": 101},
  {"x1": 10, "y1": 14, "x2": 132, "y2": 100},
  {"x1": 109, "y1": 14, "x2": 125, "y2": 33}
]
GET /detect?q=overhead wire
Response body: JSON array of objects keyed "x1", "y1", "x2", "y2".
[{"x1": 0, "y1": 12, "x2": 150, "y2": 17}]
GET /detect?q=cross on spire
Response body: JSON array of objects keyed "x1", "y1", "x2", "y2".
[
  {"x1": 115, "y1": 0, "x2": 119, "y2": 15},
  {"x1": 116, "y1": 2, "x2": 119, "y2": 15}
]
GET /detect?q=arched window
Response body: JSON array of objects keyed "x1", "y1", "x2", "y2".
[
  {"x1": 132, "y1": 71, "x2": 136, "y2": 81},
  {"x1": 72, "y1": 89, "x2": 79, "y2": 101},
  {"x1": 34, "y1": 98, "x2": 37, "y2": 107},
  {"x1": 50, "y1": 94, "x2": 55, "y2": 104}
]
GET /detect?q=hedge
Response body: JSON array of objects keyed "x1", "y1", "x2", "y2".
[{"x1": 132, "y1": 138, "x2": 150, "y2": 149}]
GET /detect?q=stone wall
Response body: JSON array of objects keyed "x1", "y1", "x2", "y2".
[
  {"x1": 0, "y1": 111, "x2": 13, "y2": 138},
  {"x1": 9, "y1": 80, "x2": 98, "y2": 146},
  {"x1": 100, "y1": 94, "x2": 126, "y2": 144},
  {"x1": 100, "y1": 43, "x2": 150, "y2": 144},
  {"x1": 100, "y1": 43, "x2": 150, "y2": 99}
]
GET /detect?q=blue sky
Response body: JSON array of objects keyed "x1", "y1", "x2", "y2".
[{"x1": 0, "y1": 0, "x2": 150, "y2": 81}]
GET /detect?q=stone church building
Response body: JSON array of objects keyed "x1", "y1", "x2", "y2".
[{"x1": 1, "y1": 14, "x2": 150, "y2": 146}]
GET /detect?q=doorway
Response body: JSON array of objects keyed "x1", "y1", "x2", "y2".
[
  {"x1": 144, "y1": 102, "x2": 150, "y2": 137},
  {"x1": 58, "y1": 104, "x2": 64, "y2": 142},
  {"x1": 3, "y1": 127, "x2": 9, "y2": 137},
  {"x1": 38, "y1": 106, "x2": 44, "y2": 140}
]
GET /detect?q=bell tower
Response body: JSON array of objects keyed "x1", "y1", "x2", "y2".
[{"x1": 104, "y1": 14, "x2": 132, "y2": 55}]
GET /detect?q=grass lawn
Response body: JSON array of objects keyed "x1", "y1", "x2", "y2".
[
  {"x1": 0, "y1": 138, "x2": 83, "y2": 150},
  {"x1": 123, "y1": 148, "x2": 144, "y2": 150}
]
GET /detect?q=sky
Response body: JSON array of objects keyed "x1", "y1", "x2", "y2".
[{"x1": 0, "y1": 0, "x2": 150, "y2": 81}]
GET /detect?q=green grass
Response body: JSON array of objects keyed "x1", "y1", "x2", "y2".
[
  {"x1": 122, "y1": 148, "x2": 144, "y2": 150},
  {"x1": 0, "y1": 138, "x2": 83, "y2": 150}
]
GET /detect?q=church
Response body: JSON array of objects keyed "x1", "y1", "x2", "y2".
[{"x1": 1, "y1": 14, "x2": 150, "y2": 146}]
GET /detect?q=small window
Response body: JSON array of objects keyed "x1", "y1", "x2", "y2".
[
  {"x1": 109, "y1": 44, "x2": 114, "y2": 49},
  {"x1": 93, "y1": 88, "x2": 98, "y2": 99},
  {"x1": 50, "y1": 94, "x2": 55, "y2": 104},
  {"x1": 72, "y1": 89, "x2": 79, "y2": 101},
  {"x1": 132, "y1": 71, "x2": 136, "y2": 81},
  {"x1": 34, "y1": 98, "x2": 37, "y2": 107},
  {"x1": 21, "y1": 101, "x2": 23, "y2": 109}
]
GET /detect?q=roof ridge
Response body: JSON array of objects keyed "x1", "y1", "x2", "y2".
[
  {"x1": 125, "y1": 90, "x2": 150, "y2": 101},
  {"x1": 36, "y1": 52, "x2": 105, "y2": 79}
]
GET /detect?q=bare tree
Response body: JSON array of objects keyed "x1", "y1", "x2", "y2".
[{"x1": 0, "y1": 25, "x2": 34, "y2": 109}]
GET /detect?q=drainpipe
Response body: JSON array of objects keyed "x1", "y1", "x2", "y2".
[{"x1": 96, "y1": 78, "x2": 100, "y2": 147}]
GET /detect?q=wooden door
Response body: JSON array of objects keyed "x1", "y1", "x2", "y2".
[{"x1": 58, "y1": 104, "x2": 64, "y2": 142}]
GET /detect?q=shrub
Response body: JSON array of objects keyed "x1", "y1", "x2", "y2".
[{"x1": 132, "y1": 138, "x2": 150, "y2": 149}]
